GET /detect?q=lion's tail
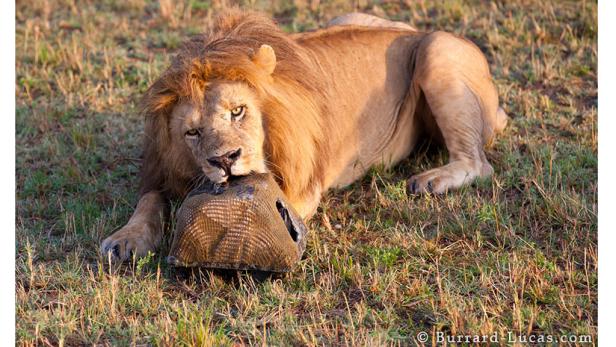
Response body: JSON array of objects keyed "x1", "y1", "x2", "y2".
[{"x1": 495, "y1": 106, "x2": 509, "y2": 133}]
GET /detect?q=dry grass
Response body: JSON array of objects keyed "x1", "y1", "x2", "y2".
[{"x1": 16, "y1": 0, "x2": 597, "y2": 345}]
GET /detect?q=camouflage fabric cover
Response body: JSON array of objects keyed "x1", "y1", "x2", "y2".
[{"x1": 167, "y1": 173, "x2": 308, "y2": 272}]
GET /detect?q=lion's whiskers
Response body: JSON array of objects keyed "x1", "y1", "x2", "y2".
[
  {"x1": 187, "y1": 173, "x2": 207, "y2": 191},
  {"x1": 263, "y1": 159, "x2": 284, "y2": 182}
]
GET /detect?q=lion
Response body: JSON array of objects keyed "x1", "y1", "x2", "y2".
[{"x1": 101, "y1": 10, "x2": 508, "y2": 262}]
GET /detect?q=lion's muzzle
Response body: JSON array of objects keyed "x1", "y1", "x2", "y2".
[
  {"x1": 206, "y1": 148, "x2": 242, "y2": 177},
  {"x1": 167, "y1": 173, "x2": 308, "y2": 272}
]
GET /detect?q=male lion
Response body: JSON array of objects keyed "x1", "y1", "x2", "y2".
[{"x1": 101, "y1": 11, "x2": 508, "y2": 262}]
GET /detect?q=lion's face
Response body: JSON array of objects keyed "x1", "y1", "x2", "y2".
[{"x1": 170, "y1": 81, "x2": 268, "y2": 183}]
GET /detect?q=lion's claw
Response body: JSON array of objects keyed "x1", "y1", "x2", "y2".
[
  {"x1": 100, "y1": 223, "x2": 158, "y2": 263},
  {"x1": 407, "y1": 178, "x2": 434, "y2": 195},
  {"x1": 112, "y1": 244, "x2": 121, "y2": 259}
]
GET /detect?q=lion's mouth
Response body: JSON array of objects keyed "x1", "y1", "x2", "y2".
[
  {"x1": 203, "y1": 158, "x2": 268, "y2": 184},
  {"x1": 204, "y1": 167, "x2": 245, "y2": 184}
]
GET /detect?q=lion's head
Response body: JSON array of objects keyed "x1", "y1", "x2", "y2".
[
  {"x1": 138, "y1": 10, "x2": 334, "y2": 206},
  {"x1": 170, "y1": 79, "x2": 268, "y2": 184}
]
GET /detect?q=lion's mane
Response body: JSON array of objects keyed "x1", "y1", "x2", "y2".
[{"x1": 139, "y1": 10, "x2": 334, "y2": 201}]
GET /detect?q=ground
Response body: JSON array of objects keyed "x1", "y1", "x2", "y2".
[{"x1": 15, "y1": 0, "x2": 597, "y2": 345}]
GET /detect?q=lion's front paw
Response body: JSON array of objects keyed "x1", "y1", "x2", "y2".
[{"x1": 100, "y1": 222, "x2": 160, "y2": 263}]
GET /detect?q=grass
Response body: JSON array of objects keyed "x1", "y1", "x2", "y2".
[{"x1": 15, "y1": 0, "x2": 597, "y2": 345}]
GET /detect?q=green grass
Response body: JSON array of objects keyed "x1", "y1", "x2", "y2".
[{"x1": 16, "y1": 0, "x2": 597, "y2": 345}]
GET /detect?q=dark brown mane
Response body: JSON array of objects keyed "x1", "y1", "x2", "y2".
[{"x1": 140, "y1": 10, "x2": 334, "y2": 200}]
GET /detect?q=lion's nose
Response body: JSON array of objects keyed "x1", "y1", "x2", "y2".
[{"x1": 207, "y1": 148, "x2": 242, "y2": 175}]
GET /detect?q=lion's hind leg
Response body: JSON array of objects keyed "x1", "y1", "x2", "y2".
[
  {"x1": 407, "y1": 82, "x2": 495, "y2": 194},
  {"x1": 407, "y1": 31, "x2": 505, "y2": 194}
]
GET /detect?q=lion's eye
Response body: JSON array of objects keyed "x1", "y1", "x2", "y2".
[
  {"x1": 185, "y1": 128, "x2": 201, "y2": 138},
  {"x1": 230, "y1": 105, "x2": 245, "y2": 119}
]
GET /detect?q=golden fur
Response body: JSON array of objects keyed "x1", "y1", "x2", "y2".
[
  {"x1": 101, "y1": 10, "x2": 507, "y2": 262},
  {"x1": 139, "y1": 11, "x2": 334, "y2": 204}
]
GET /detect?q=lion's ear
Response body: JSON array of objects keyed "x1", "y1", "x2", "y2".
[{"x1": 253, "y1": 44, "x2": 277, "y2": 75}]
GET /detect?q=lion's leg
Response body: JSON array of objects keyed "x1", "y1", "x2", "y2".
[
  {"x1": 289, "y1": 187, "x2": 323, "y2": 221},
  {"x1": 407, "y1": 32, "x2": 507, "y2": 194},
  {"x1": 100, "y1": 191, "x2": 168, "y2": 262}
]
